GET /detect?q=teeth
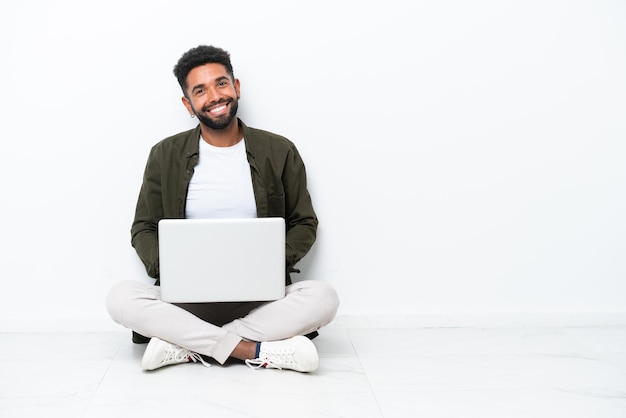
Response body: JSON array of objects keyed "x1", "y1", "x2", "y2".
[{"x1": 210, "y1": 104, "x2": 227, "y2": 114}]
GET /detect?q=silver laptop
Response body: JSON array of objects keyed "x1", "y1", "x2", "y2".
[{"x1": 158, "y1": 218, "x2": 286, "y2": 303}]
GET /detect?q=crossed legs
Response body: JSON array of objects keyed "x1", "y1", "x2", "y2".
[{"x1": 106, "y1": 279, "x2": 339, "y2": 367}]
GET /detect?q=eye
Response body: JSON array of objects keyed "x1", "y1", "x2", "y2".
[{"x1": 193, "y1": 88, "x2": 205, "y2": 96}]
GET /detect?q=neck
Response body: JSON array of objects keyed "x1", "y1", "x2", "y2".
[{"x1": 199, "y1": 119, "x2": 242, "y2": 147}]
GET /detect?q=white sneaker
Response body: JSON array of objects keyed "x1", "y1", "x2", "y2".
[
  {"x1": 245, "y1": 335, "x2": 319, "y2": 372},
  {"x1": 141, "y1": 337, "x2": 210, "y2": 371}
]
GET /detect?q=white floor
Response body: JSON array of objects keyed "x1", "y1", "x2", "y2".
[{"x1": 1, "y1": 324, "x2": 626, "y2": 417}]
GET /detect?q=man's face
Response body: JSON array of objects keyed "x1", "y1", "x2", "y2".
[{"x1": 182, "y1": 63, "x2": 241, "y2": 130}]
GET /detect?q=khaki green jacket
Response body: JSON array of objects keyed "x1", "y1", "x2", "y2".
[{"x1": 131, "y1": 119, "x2": 318, "y2": 285}]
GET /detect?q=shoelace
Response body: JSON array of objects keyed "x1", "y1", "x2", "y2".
[
  {"x1": 245, "y1": 351, "x2": 295, "y2": 370},
  {"x1": 188, "y1": 352, "x2": 212, "y2": 368},
  {"x1": 245, "y1": 358, "x2": 271, "y2": 369},
  {"x1": 163, "y1": 346, "x2": 211, "y2": 368}
]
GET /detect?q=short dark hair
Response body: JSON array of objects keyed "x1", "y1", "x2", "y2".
[{"x1": 173, "y1": 45, "x2": 235, "y2": 94}]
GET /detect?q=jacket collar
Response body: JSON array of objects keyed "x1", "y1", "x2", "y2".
[{"x1": 183, "y1": 118, "x2": 256, "y2": 161}]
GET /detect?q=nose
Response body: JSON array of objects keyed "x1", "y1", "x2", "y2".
[{"x1": 204, "y1": 85, "x2": 221, "y2": 102}]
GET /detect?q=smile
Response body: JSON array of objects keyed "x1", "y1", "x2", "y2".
[
  {"x1": 204, "y1": 99, "x2": 232, "y2": 116},
  {"x1": 209, "y1": 104, "x2": 228, "y2": 114}
]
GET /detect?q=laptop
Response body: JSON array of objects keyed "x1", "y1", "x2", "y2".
[{"x1": 158, "y1": 217, "x2": 286, "y2": 303}]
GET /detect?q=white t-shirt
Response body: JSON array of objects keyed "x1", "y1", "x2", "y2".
[{"x1": 185, "y1": 138, "x2": 257, "y2": 219}]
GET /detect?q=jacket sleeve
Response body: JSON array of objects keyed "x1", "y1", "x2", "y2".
[
  {"x1": 130, "y1": 146, "x2": 163, "y2": 279},
  {"x1": 282, "y1": 144, "x2": 318, "y2": 272}
]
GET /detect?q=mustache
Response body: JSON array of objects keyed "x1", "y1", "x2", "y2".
[{"x1": 201, "y1": 98, "x2": 234, "y2": 113}]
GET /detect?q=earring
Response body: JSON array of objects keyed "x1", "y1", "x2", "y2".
[{"x1": 190, "y1": 114, "x2": 196, "y2": 118}]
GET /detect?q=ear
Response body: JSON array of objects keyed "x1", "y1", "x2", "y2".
[
  {"x1": 181, "y1": 96, "x2": 194, "y2": 116},
  {"x1": 234, "y1": 78, "x2": 241, "y2": 99}
]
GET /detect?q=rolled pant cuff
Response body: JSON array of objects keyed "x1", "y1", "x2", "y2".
[{"x1": 211, "y1": 332, "x2": 242, "y2": 365}]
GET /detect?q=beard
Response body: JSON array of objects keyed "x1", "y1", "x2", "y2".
[{"x1": 194, "y1": 98, "x2": 239, "y2": 130}]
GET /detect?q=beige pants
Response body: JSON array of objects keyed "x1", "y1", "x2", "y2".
[{"x1": 106, "y1": 280, "x2": 339, "y2": 364}]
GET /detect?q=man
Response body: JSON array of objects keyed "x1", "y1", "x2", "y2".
[{"x1": 106, "y1": 45, "x2": 339, "y2": 373}]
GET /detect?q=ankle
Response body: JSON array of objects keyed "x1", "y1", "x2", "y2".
[{"x1": 231, "y1": 340, "x2": 258, "y2": 361}]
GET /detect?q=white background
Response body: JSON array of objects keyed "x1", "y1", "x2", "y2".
[{"x1": 0, "y1": 0, "x2": 625, "y2": 330}]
